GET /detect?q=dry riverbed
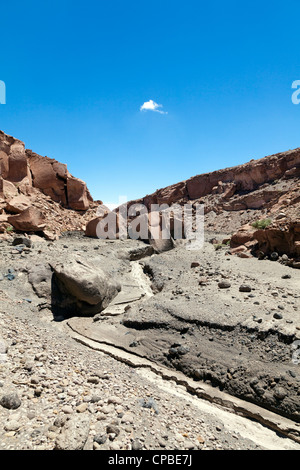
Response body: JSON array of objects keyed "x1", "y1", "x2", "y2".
[{"x1": 0, "y1": 232, "x2": 299, "y2": 451}]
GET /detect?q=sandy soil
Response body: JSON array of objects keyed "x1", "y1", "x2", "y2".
[{"x1": 0, "y1": 231, "x2": 299, "y2": 450}]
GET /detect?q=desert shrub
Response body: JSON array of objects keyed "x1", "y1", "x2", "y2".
[{"x1": 251, "y1": 218, "x2": 272, "y2": 229}]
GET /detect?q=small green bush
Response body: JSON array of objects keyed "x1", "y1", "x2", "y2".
[
  {"x1": 251, "y1": 218, "x2": 272, "y2": 229},
  {"x1": 214, "y1": 243, "x2": 228, "y2": 250}
]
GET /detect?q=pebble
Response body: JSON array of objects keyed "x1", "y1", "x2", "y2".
[
  {"x1": 62, "y1": 405, "x2": 73, "y2": 414},
  {"x1": 93, "y1": 434, "x2": 107, "y2": 445},
  {"x1": 4, "y1": 420, "x2": 20, "y2": 432},
  {"x1": 218, "y1": 281, "x2": 231, "y2": 289},
  {"x1": 239, "y1": 285, "x2": 252, "y2": 292},
  {"x1": 132, "y1": 439, "x2": 143, "y2": 450},
  {"x1": 0, "y1": 393, "x2": 21, "y2": 410}
]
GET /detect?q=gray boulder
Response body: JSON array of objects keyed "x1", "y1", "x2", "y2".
[{"x1": 51, "y1": 256, "x2": 121, "y2": 316}]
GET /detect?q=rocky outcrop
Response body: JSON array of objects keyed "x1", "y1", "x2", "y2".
[
  {"x1": 120, "y1": 147, "x2": 300, "y2": 258},
  {"x1": 126, "y1": 148, "x2": 300, "y2": 210},
  {"x1": 0, "y1": 132, "x2": 31, "y2": 183},
  {"x1": 229, "y1": 218, "x2": 300, "y2": 264},
  {"x1": 253, "y1": 219, "x2": 300, "y2": 258},
  {"x1": 0, "y1": 130, "x2": 98, "y2": 239},
  {"x1": 0, "y1": 130, "x2": 93, "y2": 212},
  {"x1": 26, "y1": 149, "x2": 92, "y2": 211}
]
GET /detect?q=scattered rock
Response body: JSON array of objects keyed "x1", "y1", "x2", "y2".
[
  {"x1": 191, "y1": 262, "x2": 200, "y2": 268},
  {"x1": 218, "y1": 281, "x2": 231, "y2": 289},
  {"x1": 54, "y1": 415, "x2": 91, "y2": 450},
  {"x1": 239, "y1": 285, "x2": 252, "y2": 292},
  {"x1": 131, "y1": 439, "x2": 143, "y2": 450},
  {"x1": 0, "y1": 393, "x2": 21, "y2": 410}
]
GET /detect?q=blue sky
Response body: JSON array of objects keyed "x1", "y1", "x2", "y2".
[{"x1": 1, "y1": 0, "x2": 300, "y2": 206}]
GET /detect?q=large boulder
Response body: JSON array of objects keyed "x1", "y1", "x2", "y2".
[
  {"x1": 26, "y1": 150, "x2": 69, "y2": 205},
  {"x1": 66, "y1": 177, "x2": 90, "y2": 211},
  {"x1": 51, "y1": 256, "x2": 121, "y2": 316},
  {"x1": 7, "y1": 207, "x2": 46, "y2": 232},
  {"x1": 230, "y1": 223, "x2": 257, "y2": 249},
  {"x1": 85, "y1": 216, "x2": 103, "y2": 238},
  {"x1": 6, "y1": 195, "x2": 32, "y2": 213},
  {"x1": 1, "y1": 179, "x2": 18, "y2": 199}
]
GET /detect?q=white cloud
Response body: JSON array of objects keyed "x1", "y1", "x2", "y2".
[{"x1": 140, "y1": 99, "x2": 168, "y2": 114}]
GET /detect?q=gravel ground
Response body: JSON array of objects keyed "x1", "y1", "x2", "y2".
[{"x1": 0, "y1": 233, "x2": 299, "y2": 451}]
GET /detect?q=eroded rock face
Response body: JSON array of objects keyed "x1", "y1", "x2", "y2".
[
  {"x1": 66, "y1": 176, "x2": 92, "y2": 211},
  {"x1": 0, "y1": 131, "x2": 31, "y2": 183},
  {"x1": 0, "y1": 130, "x2": 98, "y2": 239},
  {"x1": 26, "y1": 150, "x2": 69, "y2": 205},
  {"x1": 119, "y1": 147, "x2": 300, "y2": 260},
  {"x1": 253, "y1": 219, "x2": 300, "y2": 258},
  {"x1": 0, "y1": 131, "x2": 93, "y2": 213},
  {"x1": 230, "y1": 224, "x2": 257, "y2": 249},
  {"x1": 126, "y1": 148, "x2": 300, "y2": 211},
  {"x1": 229, "y1": 219, "x2": 300, "y2": 260},
  {"x1": 26, "y1": 149, "x2": 92, "y2": 210}
]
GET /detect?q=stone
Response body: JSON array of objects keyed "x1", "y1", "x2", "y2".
[
  {"x1": 106, "y1": 424, "x2": 120, "y2": 436},
  {"x1": 66, "y1": 177, "x2": 90, "y2": 211},
  {"x1": 4, "y1": 420, "x2": 20, "y2": 432},
  {"x1": 131, "y1": 439, "x2": 143, "y2": 450},
  {"x1": 76, "y1": 403, "x2": 88, "y2": 413},
  {"x1": 8, "y1": 207, "x2": 46, "y2": 232},
  {"x1": 54, "y1": 415, "x2": 90, "y2": 450},
  {"x1": 0, "y1": 393, "x2": 21, "y2": 410},
  {"x1": 12, "y1": 236, "x2": 33, "y2": 247},
  {"x1": 93, "y1": 434, "x2": 107, "y2": 445},
  {"x1": 218, "y1": 281, "x2": 231, "y2": 289},
  {"x1": 239, "y1": 285, "x2": 252, "y2": 293},
  {"x1": 273, "y1": 386, "x2": 287, "y2": 400},
  {"x1": 51, "y1": 255, "x2": 121, "y2": 316},
  {"x1": 62, "y1": 405, "x2": 73, "y2": 414},
  {"x1": 6, "y1": 195, "x2": 32, "y2": 214}
]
